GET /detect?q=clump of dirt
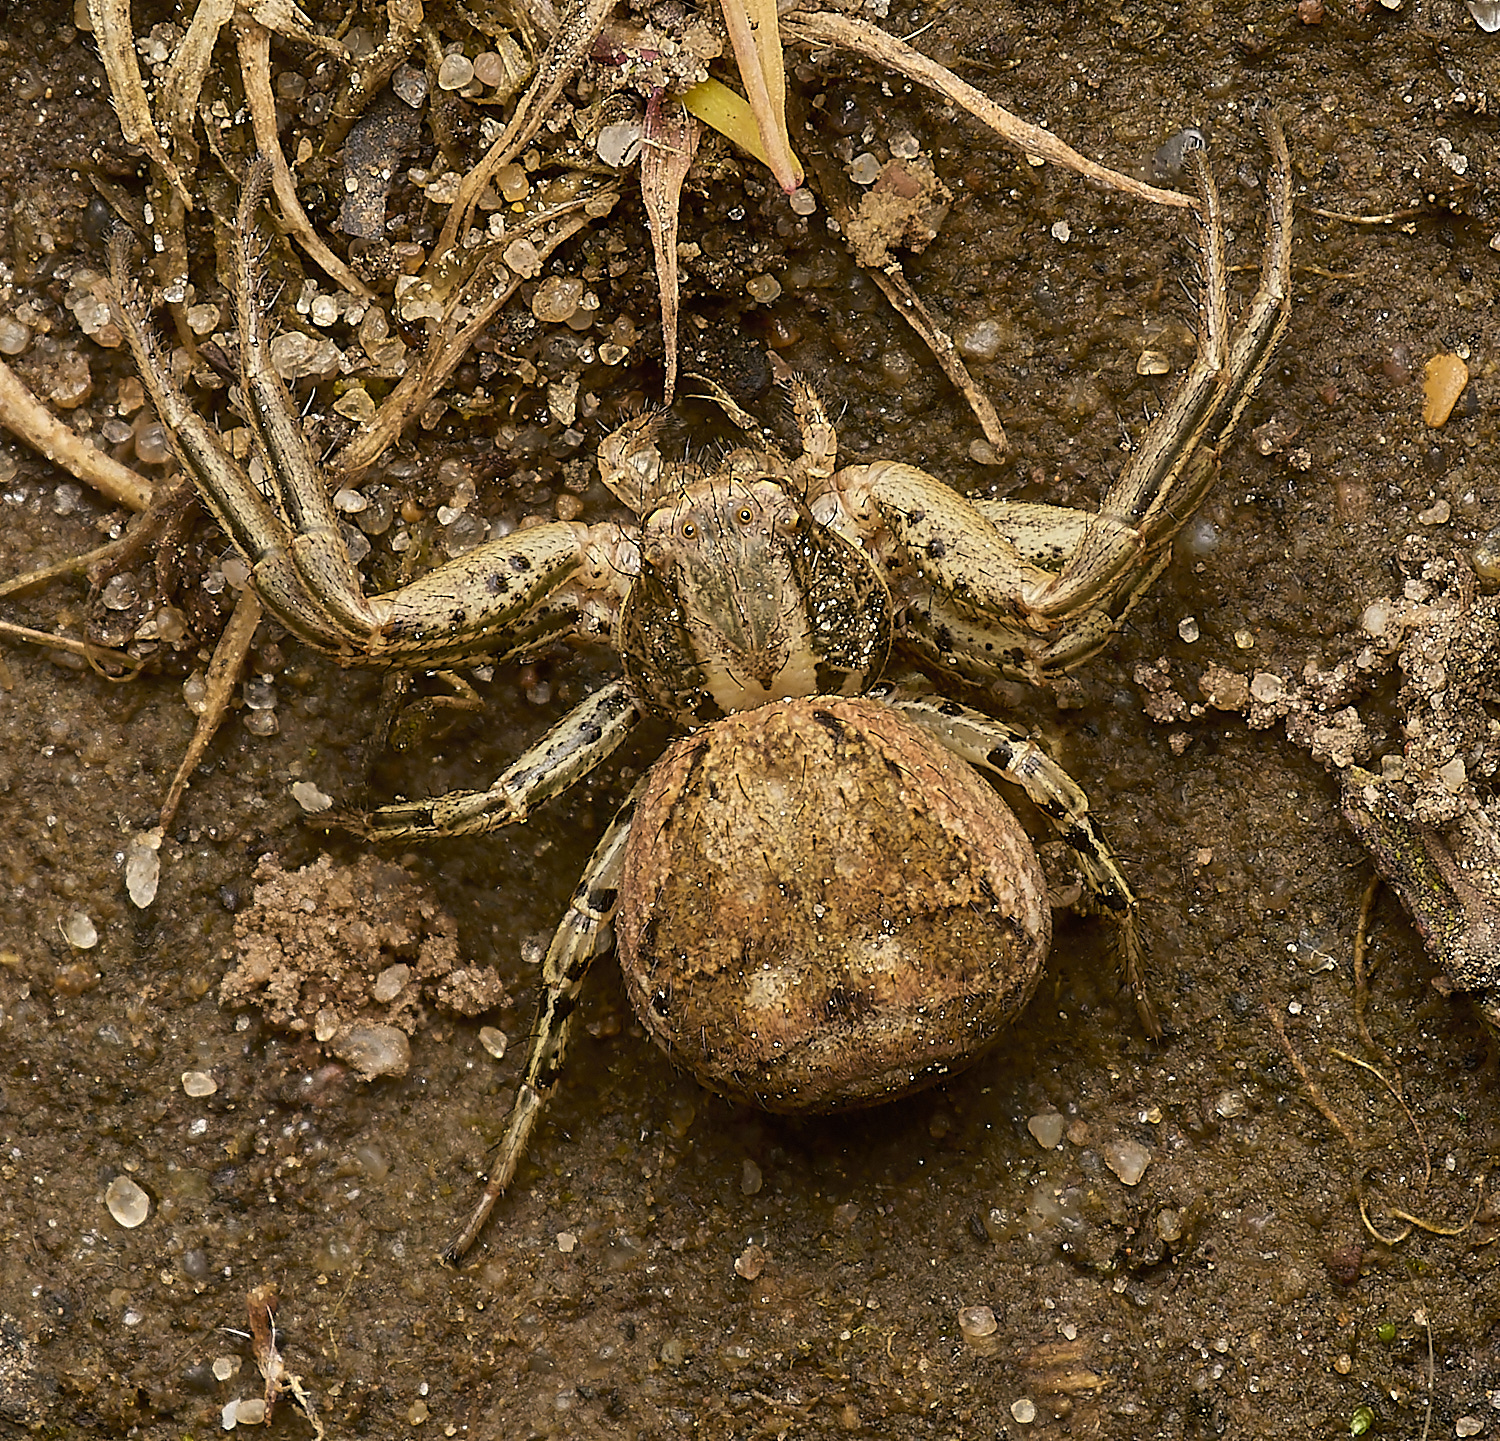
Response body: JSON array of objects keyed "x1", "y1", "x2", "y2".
[{"x1": 219, "y1": 852, "x2": 506, "y2": 1078}]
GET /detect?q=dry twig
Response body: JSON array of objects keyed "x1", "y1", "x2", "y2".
[
  {"x1": 640, "y1": 97, "x2": 701, "y2": 403},
  {"x1": 0, "y1": 360, "x2": 152, "y2": 511},
  {"x1": 247, "y1": 1282, "x2": 325, "y2": 1439},
  {"x1": 784, "y1": 11, "x2": 1192, "y2": 211}
]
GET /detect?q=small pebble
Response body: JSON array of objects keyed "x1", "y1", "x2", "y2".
[
  {"x1": 1249, "y1": 672, "x2": 1284, "y2": 703},
  {"x1": 746, "y1": 274, "x2": 781, "y2": 303},
  {"x1": 354, "y1": 1143, "x2": 390, "y2": 1180},
  {"x1": 557, "y1": 1231, "x2": 578, "y2": 1253},
  {"x1": 436, "y1": 52, "x2": 475, "y2": 91},
  {"x1": 502, "y1": 238, "x2": 542, "y2": 279},
  {"x1": 479, "y1": 1026, "x2": 508, "y2": 1059},
  {"x1": 48, "y1": 350, "x2": 93, "y2": 408},
  {"x1": 182, "y1": 1071, "x2": 217, "y2": 1097},
  {"x1": 1027, "y1": 1112, "x2": 1065, "y2": 1150},
  {"x1": 1455, "y1": 1416, "x2": 1483, "y2": 1437},
  {"x1": 134, "y1": 421, "x2": 171, "y2": 464},
  {"x1": 1471, "y1": 526, "x2": 1500, "y2": 582},
  {"x1": 734, "y1": 1243, "x2": 766, "y2": 1279},
  {"x1": 596, "y1": 121, "x2": 642, "y2": 168},
  {"x1": 334, "y1": 386, "x2": 377, "y2": 424},
  {"x1": 0, "y1": 316, "x2": 32, "y2": 354},
  {"x1": 472, "y1": 51, "x2": 507, "y2": 87},
  {"x1": 496, "y1": 163, "x2": 529, "y2": 202},
  {"x1": 1178, "y1": 616, "x2": 1200, "y2": 643},
  {"x1": 957, "y1": 1304, "x2": 1000, "y2": 1356},
  {"x1": 104, "y1": 1175, "x2": 150, "y2": 1228},
  {"x1": 212, "y1": 1355, "x2": 240, "y2": 1381},
  {"x1": 1011, "y1": 1397, "x2": 1037, "y2": 1423},
  {"x1": 126, "y1": 830, "x2": 162, "y2": 908},
  {"x1": 531, "y1": 275, "x2": 584, "y2": 324},
  {"x1": 1417, "y1": 498, "x2": 1451, "y2": 526},
  {"x1": 1150, "y1": 126, "x2": 1207, "y2": 181},
  {"x1": 372, "y1": 963, "x2": 411, "y2": 1004},
  {"x1": 954, "y1": 319, "x2": 1003, "y2": 363},
  {"x1": 268, "y1": 330, "x2": 315, "y2": 379},
  {"x1": 52, "y1": 481, "x2": 83, "y2": 514},
  {"x1": 1137, "y1": 350, "x2": 1170, "y2": 376},
  {"x1": 1103, "y1": 1137, "x2": 1153, "y2": 1185},
  {"x1": 740, "y1": 1159, "x2": 763, "y2": 1195},
  {"x1": 61, "y1": 911, "x2": 98, "y2": 949},
  {"x1": 1437, "y1": 756, "x2": 1467, "y2": 793},
  {"x1": 1421, "y1": 353, "x2": 1469, "y2": 427},
  {"x1": 391, "y1": 61, "x2": 428, "y2": 107},
  {"x1": 1215, "y1": 1090, "x2": 1246, "y2": 1118},
  {"x1": 101, "y1": 573, "x2": 138, "y2": 610},
  {"x1": 333, "y1": 1024, "x2": 411, "y2": 1080},
  {"x1": 291, "y1": 781, "x2": 334, "y2": 813}
]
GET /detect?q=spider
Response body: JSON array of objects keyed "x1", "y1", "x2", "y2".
[{"x1": 109, "y1": 116, "x2": 1291, "y2": 1263}]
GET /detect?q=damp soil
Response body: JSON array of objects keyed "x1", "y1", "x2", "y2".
[{"x1": 1, "y1": 3, "x2": 1498, "y2": 1437}]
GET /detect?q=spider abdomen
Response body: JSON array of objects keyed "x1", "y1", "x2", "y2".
[{"x1": 617, "y1": 695, "x2": 1051, "y2": 1112}]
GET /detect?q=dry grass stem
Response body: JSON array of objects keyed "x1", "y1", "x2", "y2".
[
  {"x1": 236, "y1": 19, "x2": 375, "y2": 299},
  {"x1": 0, "y1": 620, "x2": 142, "y2": 680},
  {"x1": 158, "y1": 588, "x2": 263, "y2": 831},
  {"x1": 1330, "y1": 1046, "x2": 1431, "y2": 1188},
  {"x1": 1266, "y1": 1003, "x2": 1362, "y2": 1152},
  {"x1": 0, "y1": 360, "x2": 154, "y2": 511},
  {"x1": 641, "y1": 99, "x2": 701, "y2": 403},
  {"x1": 247, "y1": 1282, "x2": 325, "y2": 1439},
  {"x1": 784, "y1": 11, "x2": 1193, "y2": 211},
  {"x1": 718, "y1": 0, "x2": 802, "y2": 192},
  {"x1": 85, "y1": 0, "x2": 192, "y2": 206},
  {"x1": 1356, "y1": 1171, "x2": 1487, "y2": 1246},
  {"x1": 334, "y1": 197, "x2": 610, "y2": 477},
  {"x1": 0, "y1": 538, "x2": 138, "y2": 602},
  {"x1": 868, "y1": 264, "x2": 1005, "y2": 450},
  {"x1": 161, "y1": 0, "x2": 235, "y2": 175},
  {"x1": 433, "y1": 0, "x2": 617, "y2": 260}
]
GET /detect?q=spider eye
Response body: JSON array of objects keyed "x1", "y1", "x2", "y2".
[
  {"x1": 736, "y1": 506, "x2": 754, "y2": 525},
  {"x1": 680, "y1": 520, "x2": 697, "y2": 540}
]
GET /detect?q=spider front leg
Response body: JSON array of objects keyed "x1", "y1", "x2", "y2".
[
  {"x1": 845, "y1": 113, "x2": 1292, "y2": 683},
  {"x1": 110, "y1": 157, "x2": 632, "y2": 674},
  {"x1": 1021, "y1": 111, "x2": 1292, "y2": 630},
  {"x1": 880, "y1": 688, "x2": 1158, "y2": 1037},
  {"x1": 442, "y1": 778, "x2": 646, "y2": 1265}
]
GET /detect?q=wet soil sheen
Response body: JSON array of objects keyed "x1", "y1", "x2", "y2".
[{"x1": 1, "y1": 2, "x2": 1497, "y2": 1437}]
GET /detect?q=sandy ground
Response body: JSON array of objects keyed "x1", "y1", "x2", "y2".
[{"x1": 0, "y1": 2, "x2": 1497, "y2": 1437}]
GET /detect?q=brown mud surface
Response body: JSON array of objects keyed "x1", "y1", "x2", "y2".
[{"x1": 1, "y1": 3, "x2": 1497, "y2": 1436}]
